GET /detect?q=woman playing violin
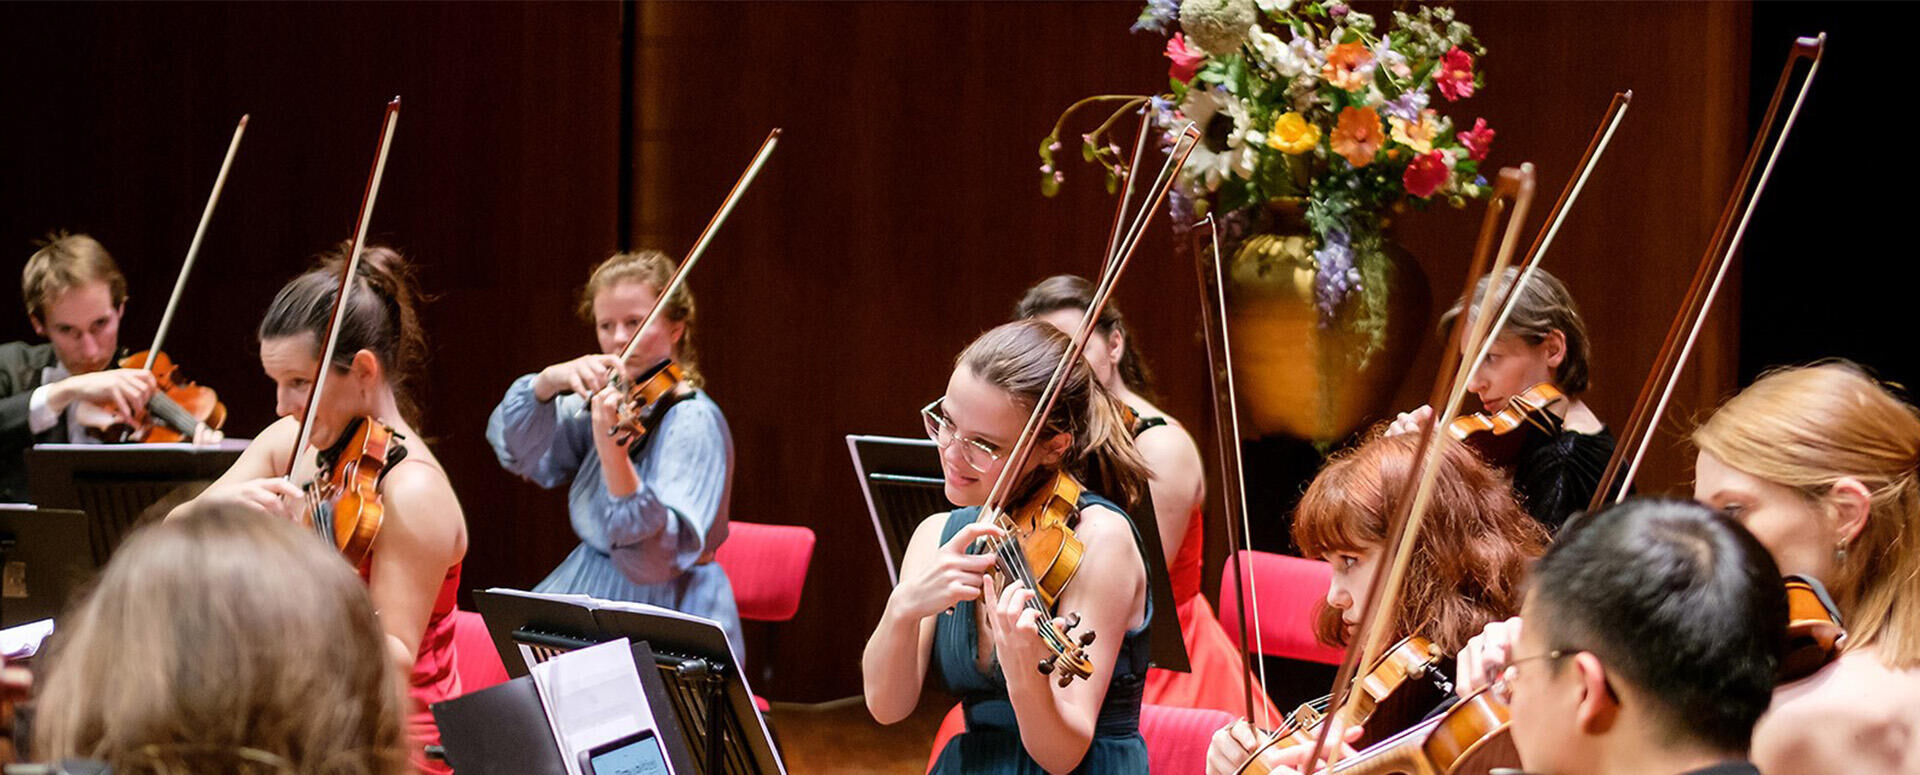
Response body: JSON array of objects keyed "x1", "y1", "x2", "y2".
[
  {"x1": 171, "y1": 245, "x2": 469, "y2": 774},
  {"x1": 1388, "y1": 267, "x2": 1611, "y2": 530},
  {"x1": 486, "y1": 250, "x2": 739, "y2": 654},
  {"x1": 1017, "y1": 274, "x2": 1277, "y2": 721},
  {"x1": 863, "y1": 319, "x2": 1155, "y2": 775},
  {"x1": 1207, "y1": 431, "x2": 1547, "y2": 774}
]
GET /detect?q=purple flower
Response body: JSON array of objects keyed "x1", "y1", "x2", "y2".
[
  {"x1": 1133, "y1": 0, "x2": 1179, "y2": 34},
  {"x1": 1379, "y1": 90, "x2": 1429, "y2": 123},
  {"x1": 1313, "y1": 229, "x2": 1359, "y2": 325}
]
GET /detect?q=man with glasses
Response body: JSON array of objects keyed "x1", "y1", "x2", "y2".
[{"x1": 1497, "y1": 497, "x2": 1784, "y2": 775}]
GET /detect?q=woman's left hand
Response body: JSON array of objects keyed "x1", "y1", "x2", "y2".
[
  {"x1": 589, "y1": 386, "x2": 623, "y2": 439},
  {"x1": 985, "y1": 575, "x2": 1066, "y2": 681}
]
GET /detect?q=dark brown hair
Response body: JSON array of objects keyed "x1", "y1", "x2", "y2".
[
  {"x1": 1013, "y1": 274, "x2": 1157, "y2": 401},
  {"x1": 1442, "y1": 266, "x2": 1591, "y2": 395},
  {"x1": 576, "y1": 250, "x2": 703, "y2": 387},
  {"x1": 1293, "y1": 432, "x2": 1549, "y2": 654},
  {"x1": 22, "y1": 231, "x2": 127, "y2": 321},
  {"x1": 259, "y1": 244, "x2": 429, "y2": 426},
  {"x1": 958, "y1": 319, "x2": 1151, "y2": 512}
]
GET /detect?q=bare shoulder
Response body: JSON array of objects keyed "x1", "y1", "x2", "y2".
[
  {"x1": 1757, "y1": 651, "x2": 1920, "y2": 768},
  {"x1": 379, "y1": 459, "x2": 468, "y2": 551},
  {"x1": 1074, "y1": 504, "x2": 1145, "y2": 578}
]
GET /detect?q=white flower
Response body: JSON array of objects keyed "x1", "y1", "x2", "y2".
[
  {"x1": 1255, "y1": 0, "x2": 1292, "y2": 12},
  {"x1": 1180, "y1": 0, "x2": 1257, "y2": 55},
  {"x1": 1248, "y1": 25, "x2": 1307, "y2": 78}
]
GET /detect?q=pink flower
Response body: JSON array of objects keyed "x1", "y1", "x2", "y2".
[
  {"x1": 1167, "y1": 33, "x2": 1206, "y2": 83},
  {"x1": 1456, "y1": 118, "x2": 1495, "y2": 161},
  {"x1": 1435, "y1": 47, "x2": 1476, "y2": 101},
  {"x1": 1403, "y1": 150, "x2": 1452, "y2": 198}
]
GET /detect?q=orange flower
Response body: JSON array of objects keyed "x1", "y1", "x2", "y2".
[
  {"x1": 1321, "y1": 42, "x2": 1376, "y2": 92},
  {"x1": 1330, "y1": 106, "x2": 1385, "y2": 167}
]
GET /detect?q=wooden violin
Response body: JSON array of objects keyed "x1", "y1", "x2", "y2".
[
  {"x1": 1302, "y1": 688, "x2": 1519, "y2": 775},
  {"x1": 1447, "y1": 383, "x2": 1565, "y2": 464},
  {"x1": 1780, "y1": 573, "x2": 1845, "y2": 683},
  {"x1": 305, "y1": 416, "x2": 406, "y2": 567},
  {"x1": 603, "y1": 130, "x2": 780, "y2": 445},
  {"x1": 1239, "y1": 636, "x2": 1452, "y2": 774},
  {"x1": 607, "y1": 358, "x2": 688, "y2": 447},
  {"x1": 995, "y1": 469, "x2": 1087, "y2": 611},
  {"x1": 78, "y1": 349, "x2": 227, "y2": 443},
  {"x1": 286, "y1": 98, "x2": 401, "y2": 563}
]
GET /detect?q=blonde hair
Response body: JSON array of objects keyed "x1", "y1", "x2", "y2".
[
  {"x1": 578, "y1": 250, "x2": 703, "y2": 387},
  {"x1": 33, "y1": 505, "x2": 409, "y2": 775},
  {"x1": 1691, "y1": 361, "x2": 1920, "y2": 669},
  {"x1": 22, "y1": 231, "x2": 127, "y2": 322}
]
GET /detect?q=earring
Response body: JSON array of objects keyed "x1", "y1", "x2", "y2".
[{"x1": 1835, "y1": 541, "x2": 1849, "y2": 565}]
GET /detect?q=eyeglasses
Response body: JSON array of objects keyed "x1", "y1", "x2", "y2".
[
  {"x1": 921, "y1": 398, "x2": 1004, "y2": 474},
  {"x1": 1490, "y1": 649, "x2": 1572, "y2": 704}
]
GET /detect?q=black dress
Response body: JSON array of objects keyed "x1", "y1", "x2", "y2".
[{"x1": 1510, "y1": 427, "x2": 1616, "y2": 531}]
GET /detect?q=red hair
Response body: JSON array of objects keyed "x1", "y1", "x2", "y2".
[{"x1": 1292, "y1": 432, "x2": 1547, "y2": 654}]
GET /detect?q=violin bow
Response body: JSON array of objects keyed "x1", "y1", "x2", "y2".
[
  {"x1": 1591, "y1": 35, "x2": 1825, "y2": 511},
  {"x1": 1462, "y1": 92, "x2": 1631, "y2": 376},
  {"x1": 145, "y1": 114, "x2": 248, "y2": 367},
  {"x1": 287, "y1": 98, "x2": 401, "y2": 478},
  {"x1": 608, "y1": 129, "x2": 781, "y2": 378},
  {"x1": 1301, "y1": 165, "x2": 1537, "y2": 774},
  {"x1": 1190, "y1": 214, "x2": 1271, "y2": 728}
]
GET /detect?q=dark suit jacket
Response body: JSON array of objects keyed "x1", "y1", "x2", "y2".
[{"x1": 0, "y1": 341, "x2": 65, "y2": 501}]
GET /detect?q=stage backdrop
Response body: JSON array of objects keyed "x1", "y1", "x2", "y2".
[{"x1": 2, "y1": 1, "x2": 1755, "y2": 702}]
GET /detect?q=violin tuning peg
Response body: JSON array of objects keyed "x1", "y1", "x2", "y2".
[
  {"x1": 1037, "y1": 657, "x2": 1056, "y2": 676},
  {"x1": 1078, "y1": 630, "x2": 1096, "y2": 647},
  {"x1": 1062, "y1": 612, "x2": 1082, "y2": 632},
  {"x1": 1057, "y1": 673, "x2": 1074, "y2": 688}
]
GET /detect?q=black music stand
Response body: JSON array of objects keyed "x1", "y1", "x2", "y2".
[
  {"x1": 25, "y1": 440, "x2": 246, "y2": 562},
  {"x1": 470, "y1": 589, "x2": 784, "y2": 775},
  {"x1": 845, "y1": 434, "x2": 1190, "y2": 672},
  {"x1": 0, "y1": 505, "x2": 99, "y2": 627},
  {"x1": 845, "y1": 435, "x2": 952, "y2": 585},
  {"x1": 433, "y1": 639, "x2": 699, "y2": 775}
]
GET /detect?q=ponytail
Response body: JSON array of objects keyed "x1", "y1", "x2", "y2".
[{"x1": 260, "y1": 243, "x2": 431, "y2": 427}]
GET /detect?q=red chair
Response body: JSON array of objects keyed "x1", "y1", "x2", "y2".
[
  {"x1": 925, "y1": 703, "x2": 1232, "y2": 774},
  {"x1": 713, "y1": 521, "x2": 817, "y2": 711},
  {"x1": 448, "y1": 609, "x2": 510, "y2": 692},
  {"x1": 1217, "y1": 550, "x2": 1345, "y2": 665}
]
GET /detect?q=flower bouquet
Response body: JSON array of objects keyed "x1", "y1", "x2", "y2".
[{"x1": 1042, "y1": 0, "x2": 1494, "y2": 357}]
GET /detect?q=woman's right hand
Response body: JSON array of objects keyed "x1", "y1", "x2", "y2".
[
  {"x1": 533, "y1": 354, "x2": 623, "y2": 401},
  {"x1": 1384, "y1": 404, "x2": 1435, "y2": 437},
  {"x1": 1455, "y1": 616, "x2": 1524, "y2": 699},
  {"x1": 1206, "y1": 719, "x2": 1362, "y2": 775},
  {"x1": 886, "y1": 522, "x2": 1004, "y2": 622}
]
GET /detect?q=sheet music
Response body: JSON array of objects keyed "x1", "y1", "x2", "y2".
[
  {"x1": 0, "y1": 619, "x2": 53, "y2": 659},
  {"x1": 530, "y1": 638, "x2": 670, "y2": 775}
]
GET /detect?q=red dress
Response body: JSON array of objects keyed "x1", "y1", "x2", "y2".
[
  {"x1": 1143, "y1": 505, "x2": 1282, "y2": 723},
  {"x1": 362, "y1": 559, "x2": 463, "y2": 775}
]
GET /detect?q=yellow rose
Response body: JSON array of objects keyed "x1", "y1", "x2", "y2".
[{"x1": 1267, "y1": 112, "x2": 1321, "y2": 155}]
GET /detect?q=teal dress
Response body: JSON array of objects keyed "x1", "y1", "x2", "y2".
[{"x1": 928, "y1": 492, "x2": 1152, "y2": 775}]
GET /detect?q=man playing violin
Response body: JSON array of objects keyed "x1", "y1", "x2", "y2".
[{"x1": 0, "y1": 233, "x2": 158, "y2": 501}]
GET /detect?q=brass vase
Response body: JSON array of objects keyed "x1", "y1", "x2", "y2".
[{"x1": 1223, "y1": 213, "x2": 1430, "y2": 443}]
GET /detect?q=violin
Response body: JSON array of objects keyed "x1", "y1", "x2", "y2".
[
  {"x1": 1447, "y1": 383, "x2": 1565, "y2": 464},
  {"x1": 305, "y1": 416, "x2": 406, "y2": 567},
  {"x1": 286, "y1": 98, "x2": 401, "y2": 563},
  {"x1": 607, "y1": 358, "x2": 688, "y2": 447},
  {"x1": 1238, "y1": 636, "x2": 1452, "y2": 774},
  {"x1": 1780, "y1": 573, "x2": 1845, "y2": 683},
  {"x1": 604, "y1": 130, "x2": 780, "y2": 436},
  {"x1": 77, "y1": 350, "x2": 227, "y2": 443},
  {"x1": 1304, "y1": 688, "x2": 1519, "y2": 775}
]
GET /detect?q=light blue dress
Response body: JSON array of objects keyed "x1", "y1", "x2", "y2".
[{"x1": 486, "y1": 374, "x2": 741, "y2": 657}]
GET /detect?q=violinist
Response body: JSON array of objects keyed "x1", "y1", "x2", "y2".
[
  {"x1": 171, "y1": 245, "x2": 468, "y2": 775},
  {"x1": 863, "y1": 320, "x2": 1154, "y2": 775},
  {"x1": 1687, "y1": 362, "x2": 1920, "y2": 774},
  {"x1": 1387, "y1": 267, "x2": 1611, "y2": 530},
  {"x1": 1501, "y1": 498, "x2": 1783, "y2": 775},
  {"x1": 1205, "y1": 431, "x2": 1547, "y2": 774},
  {"x1": 0, "y1": 233, "x2": 158, "y2": 501},
  {"x1": 485, "y1": 250, "x2": 739, "y2": 653},
  {"x1": 1017, "y1": 274, "x2": 1275, "y2": 720}
]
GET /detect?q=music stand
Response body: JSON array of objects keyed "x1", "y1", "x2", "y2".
[
  {"x1": 844, "y1": 434, "x2": 1189, "y2": 672},
  {"x1": 845, "y1": 435, "x2": 952, "y2": 585},
  {"x1": 0, "y1": 505, "x2": 99, "y2": 627},
  {"x1": 471, "y1": 589, "x2": 784, "y2": 775},
  {"x1": 25, "y1": 440, "x2": 246, "y2": 562}
]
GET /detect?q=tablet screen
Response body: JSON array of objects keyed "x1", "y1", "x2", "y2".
[{"x1": 585, "y1": 729, "x2": 670, "y2": 775}]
